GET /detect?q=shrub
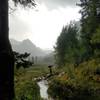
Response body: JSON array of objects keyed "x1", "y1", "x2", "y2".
[
  {"x1": 48, "y1": 77, "x2": 100, "y2": 100},
  {"x1": 15, "y1": 81, "x2": 41, "y2": 100},
  {"x1": 48, "y1": 59, "x2": 100, "y2": 100}
]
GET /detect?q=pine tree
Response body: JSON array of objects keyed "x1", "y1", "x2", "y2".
[
  {"x1": 55, "y1": 22, "x2": 79, "y2": 66},
  {"x1": 79, "y1": 0, "x2": 100, "y2": 60}
]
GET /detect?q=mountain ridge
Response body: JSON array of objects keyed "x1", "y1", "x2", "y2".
[{"x1": 10, "y1": 38, "x2": 52, "y2": 57}]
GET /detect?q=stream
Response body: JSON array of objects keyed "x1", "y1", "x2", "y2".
[{"x1": 37, "y1": 80, "x2": 53, "y2": 100}]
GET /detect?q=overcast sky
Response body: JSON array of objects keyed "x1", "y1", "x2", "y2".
[{"x1": 9, "y1": 0, "x2": 81, "y2": 50}]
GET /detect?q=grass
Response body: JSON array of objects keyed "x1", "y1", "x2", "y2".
[{"x1": 14, "y1": 64, "x2": 49, "y2": 100}]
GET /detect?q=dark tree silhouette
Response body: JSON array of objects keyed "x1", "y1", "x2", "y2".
[
  {"x1": 0, "y1": 0, "x2": 14, "y2": 99},
  {"x1": 0, "y1": 0, "x2": 35, "y2": 99},
  {"x1": 14, "y1": 51, "x2": 33, "y2": 69}
]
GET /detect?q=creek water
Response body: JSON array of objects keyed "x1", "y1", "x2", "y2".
[{"x1": 37, "y1": 80, "x2": 49, "y2": 100}]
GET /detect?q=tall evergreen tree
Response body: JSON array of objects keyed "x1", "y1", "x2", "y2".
[
  {"x1": 79, "y1": 0, "x2": 100, "y2": 60},
  {"x1": 91, "y1": 25, "x2": 100, "y2": 58},
  {"x1": 55, "y1": 22, "x2": 79, "y2": 66},
  {"x1": 0, "y1": 0, "x2": 35, "y2": 99}
]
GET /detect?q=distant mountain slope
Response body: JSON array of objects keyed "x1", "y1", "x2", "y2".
[
  {"x1": 10, "y1": 39, "x2": 50, "y2": 57},
  {"x1": 10, "y1": 39, "x2": 20, "y2": 45}
]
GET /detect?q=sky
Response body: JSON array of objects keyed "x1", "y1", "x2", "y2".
[{"x1": 9, "y1": 0, "x2": 81, "y2": 50}]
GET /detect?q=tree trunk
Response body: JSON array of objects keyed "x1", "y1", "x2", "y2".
[{"x1": 0, "y1": 0, "x2": 14, "y2": 100}]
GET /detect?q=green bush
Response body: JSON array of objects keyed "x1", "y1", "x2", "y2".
[
  {"x1": 14, "y1": 66, "x2": 45, "y2": 100},
  {"x1": 48, "y1": 59, "x2": 100, "y2": 100},
  {"x1": 48, "y1": 78, "x2": 100, "y2": 100},
  {"x1": 15, "y1": 81, "x2": 41, "y2": 100}
]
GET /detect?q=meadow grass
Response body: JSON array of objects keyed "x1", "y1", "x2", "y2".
[{"x1": 14, "y1": 64, "x2": 49, "y2": 100}]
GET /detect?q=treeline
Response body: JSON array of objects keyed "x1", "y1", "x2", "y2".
[
  {"x1": 55, "y1": 0, "x2": 100, "y2": 67},
  {"x1": 55, "y1": 22, "x2": 81, "y2": 66}
]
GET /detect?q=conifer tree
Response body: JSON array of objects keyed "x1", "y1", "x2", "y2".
[{"x1": 79, "y1": 0, "x2": 100, "y2": 60}]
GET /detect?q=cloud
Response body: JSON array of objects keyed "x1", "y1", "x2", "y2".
[
  {"x1": 36, "y1": 0, "x2": 80, "y2": 10},
  {"x1": 9, "y1": 2, "x2": 81, "y2": 49},
  {"x1": 9, "y1": 14, "x2": 31, "y2": 40}
]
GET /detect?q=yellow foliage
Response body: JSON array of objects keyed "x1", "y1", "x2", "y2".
[{"x1": 58, "y1": 74, "x2": 69, "y2": 81}]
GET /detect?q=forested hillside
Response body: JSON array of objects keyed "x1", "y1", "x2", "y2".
[{"x1": 48, "y1": 0, "x2": 100, "y2": 100}]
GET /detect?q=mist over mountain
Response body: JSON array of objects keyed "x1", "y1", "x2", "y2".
[{"x1": 10, "y1": 39, "x2": 52, "y2": 57}]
